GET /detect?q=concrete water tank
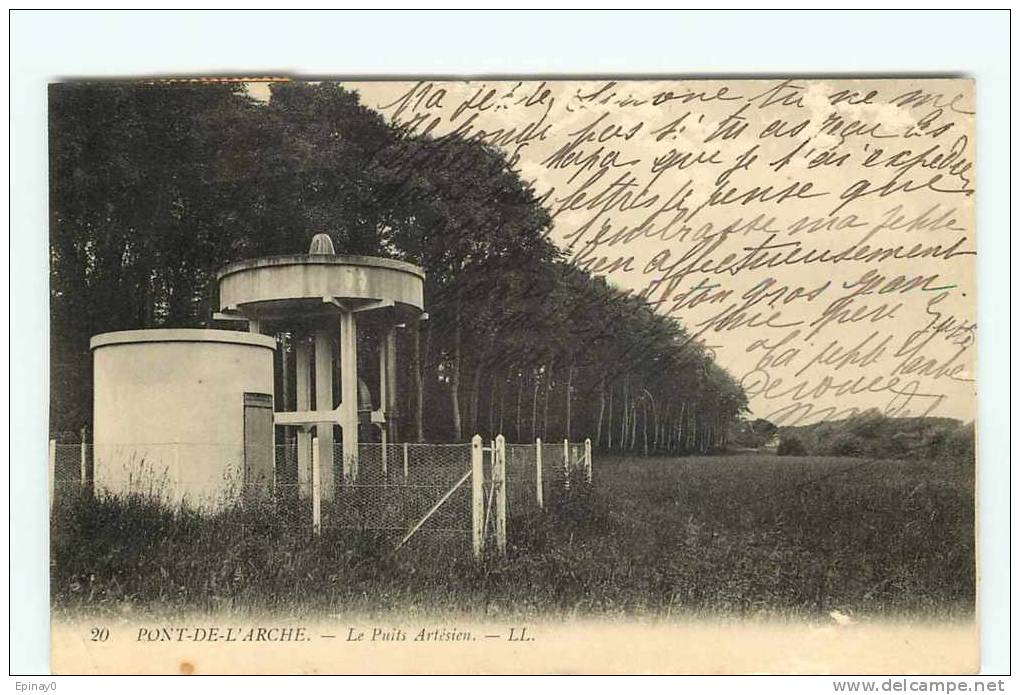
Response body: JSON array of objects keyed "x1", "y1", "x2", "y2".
[{"x1": 90, "y1": 329, "x2": 276, "y2": 510}]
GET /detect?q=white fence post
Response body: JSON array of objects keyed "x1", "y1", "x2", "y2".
[
  {"x1": 494, "y1": 435, "x2": 507, "y2": 555},
  {"x1": 563, "y1": 438, "x2": 571, "y2": 489},
  {"x1": 48, "y1": 439, "x2": 56, "y2": 510},
  {"x1": 311, "y1": 435, "x2": 321, "y2": 537},
  {"x1": 535, "y1": 437, "x2": 544, "y2": 509},
  {"x1": 471, "y1": 435, "x2": 484, "y2": 558},
  {"x1": 402, "y1": 441, "x2": 409, "y2": 480},
  {"x1": 585, "y1": 437, "x2": 593, "y2": 483}
]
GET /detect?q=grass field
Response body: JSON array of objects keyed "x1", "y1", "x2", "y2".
[{"x1": 51, "y1": 453, "x2": 975, "y2": 621}]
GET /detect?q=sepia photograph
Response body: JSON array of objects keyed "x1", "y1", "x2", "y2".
[{"x1": 42, "y1": 73, "x2": 982, "y2": 675}]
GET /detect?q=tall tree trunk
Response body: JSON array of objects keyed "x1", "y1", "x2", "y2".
[
  {"x1": 564, "y1": 361, "x2": 574, "y2": 441},
  {"x1": 563, "y1": 357, "x2": 571, "y2": 438},
  {"x1": 684, "y1": 404, "x2": 691, "y2": 450},
  {"x1": 467, "y1": 360, "x2": 483, "y2": 435},
  {"x1": 412, "y1": 322, "x2": 425, "y2": 442},
  {"x1": 595, "y1": 373, "x2": 605, "y2": 448},
  {"x1": 623, "y1": 397, "x2": 629, "y2": 450},
  {"x1": 542, "y1": 355, "x2": 555, "y2": 440},
  {"x1": 691, "y1": 403, "x2": 698, "y2": 450},
  {"x1": 468, "y1": 337, "x2": 494, "y2": 436},
  {"x1": 499, "y1": 365, "x2": 510, "y2": 437},
  {"x1": 450, "y1": 299, "x2": 463, "y2": 441},
  {"x1": 642, "y1": 399, "x2": 649, "y2": 456},
  {"x1": 487, "y1": 372, "x2": 496, "y2": 439},
  {"x1": 620, "y1": 376, "x2": 629, "y2": 448},
  {"x1": 662, "y1": 412, "x2": 668, "y2": 452},
  {"x1": 678, "y1": 402, "x2": 685, "y2": 451},
  {"x1": 515, "y1": 369, "x2": 523, "y2": 442},
  {"x1": 665, "y1": 400, "x2": 674, "y2": 452},
  {"x1": 607, "y1": 384, "x2": 614, "y2": 450},
  {"x1": 665, "y1": 403, "x2": 674, "y2": 452},
  {"x1": 630, "y1": 398, "x2": 639, "y2": 450},
  {"x1": 652, "y1": 397, "x2": 660, "y2": 451}
]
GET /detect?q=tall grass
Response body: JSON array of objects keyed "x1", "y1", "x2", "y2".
[
  {"x1": 586, "y1": 454, "x2": 974, "y2": 619},
  {"x1": 51, "y1": 453, "x2": 974, "y2": 620}
]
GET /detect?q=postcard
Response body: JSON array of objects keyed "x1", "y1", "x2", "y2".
[{"x1": 48, "y1": 77, "x2": 977, "y2": 674}]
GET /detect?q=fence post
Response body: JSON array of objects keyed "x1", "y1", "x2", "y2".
[
  {"x1": 471, "y1": 435, "x2": 484, "y2": 558},
  {"x1": 311, "y1": 436, "x2": 321, "y2": 537},
  {"x1": 402, "y1": 442, "x2": 409, "y2": 480},
  {"x1": 535, "y1": 437, "x2": 544, "y2": 509},
  {"x1": 494, "y1": 435, "x2": 507, "y2": 555},
  {"x1": 48, "y1": 439, "x2": 56, "y2": 510},
  {"x1": 585, "y1": 437, "x2": 593, "y2": 483},
  {"x1": 562, "y1": 439, "x2": 571, "y2": 489}
]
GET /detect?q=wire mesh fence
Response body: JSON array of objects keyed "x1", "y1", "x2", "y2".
[
  {"x1": 330, "y1": 443, "x2": 473, "y2": 552},
  {"x1": 50, "y1": 436, "x2": 593, "y2": 558},
  {"x1": 510, "y1": 439, "x2": 590, "y2": 512},
  {"x1": 505, "y1": 442, "x2": 542, "y2": 514}
]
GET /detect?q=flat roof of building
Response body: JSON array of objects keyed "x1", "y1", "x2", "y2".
[
  {"x1": 216, "y1": 254, "x2": 425, "y2": 281},
  {"x1": 90, "y1": 328, "x2": 277, "y2": 351}
]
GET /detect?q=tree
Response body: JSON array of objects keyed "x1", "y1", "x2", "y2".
[
  {"x1": 375, "y1": 133, "x2": 558, "y2": 440},
  {"x1": 50, "y1": 82, "x2": 262, "y2": 432},
  {"x1": 777, "y1": 437, "x2": 807, "y2": 457},
  {"x1": 50, "y1": 81, "x2": 750, "y2": 450}
]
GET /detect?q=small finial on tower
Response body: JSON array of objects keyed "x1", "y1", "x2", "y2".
[{"x1": 309, "y1": 233, "x2": 336, "y2": 255}]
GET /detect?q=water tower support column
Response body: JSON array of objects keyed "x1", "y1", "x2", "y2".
[
  {"x1": 217, "y1": 251, "x2": 425, "y2": 496},
  {"x1": 339, "y1": 310, "x2": 359, "y2": 483},
  {"x1": 295, "y1": 337, "x2": 312, "y2": 498},
  {"x1": 314, "y1": 329, "x2": 335, "y2": 500},
  {"x1": 382, "y1": 325, "x2": 398, "y2": 442}
]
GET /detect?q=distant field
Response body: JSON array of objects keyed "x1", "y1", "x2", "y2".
[
  {"x1": 52, "y1": 453, "x2": 974, "y2": 621},
  {"x1": 580, "y1": 454, "x2": 974, "y2": 619}
]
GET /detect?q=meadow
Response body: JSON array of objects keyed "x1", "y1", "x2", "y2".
[{"x1": 51, "y1": 452, "x2": 975, "y2": 621}]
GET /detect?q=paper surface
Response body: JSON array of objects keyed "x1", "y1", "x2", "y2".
[{"x1": 341, "y1": 78, "x2": 976, "y2": 427}]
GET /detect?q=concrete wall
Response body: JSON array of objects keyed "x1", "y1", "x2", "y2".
[{"x1": 90, "y1": 329, "x2": 276, "y2": 510}]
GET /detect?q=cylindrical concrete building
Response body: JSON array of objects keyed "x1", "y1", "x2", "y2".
[{"x1": 90, "y1": 329, "x2": 276, "y2": 510}]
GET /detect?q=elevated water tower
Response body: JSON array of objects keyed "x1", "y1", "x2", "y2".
[{"x1": 215, "y1": 235, "x2": 425, "y2": 501}]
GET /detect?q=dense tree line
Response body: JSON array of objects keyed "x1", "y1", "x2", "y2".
[
  {"x1": 776, "y1": 411, "x2": 975, "y2": 464},
  {"x1": 50, "y1": 82, "x2": 747, "y2": 450}
]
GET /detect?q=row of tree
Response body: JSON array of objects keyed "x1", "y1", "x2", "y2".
[{"x1": 50, "y1": 81, "x2": 748, "y2": 450}]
